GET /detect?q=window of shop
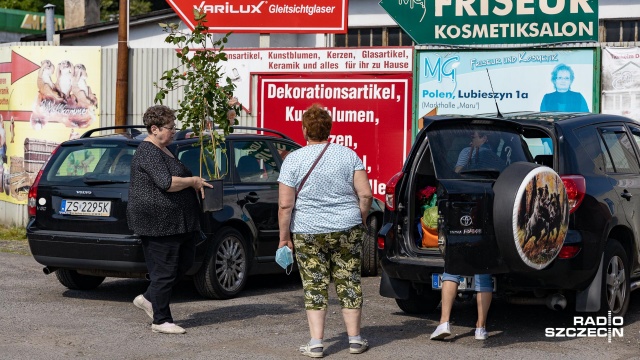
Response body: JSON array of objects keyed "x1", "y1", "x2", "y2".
[
  {"x1": 604, "y1": 20, "x2": 639, "y2": 42},
  {"x1": 334, "y1": 27, "x2": 415, "y2": 47}
]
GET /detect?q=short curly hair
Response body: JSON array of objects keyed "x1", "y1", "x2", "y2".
[
  {"x1": 143, "y1": 105, "x2": 175, "y2": 133},
  {"x1": 302, "y1": 104, "x2": 332, "y2": 141},
  {"x1": 551, "y1": 63, "x2": 574, "y2": 83}
]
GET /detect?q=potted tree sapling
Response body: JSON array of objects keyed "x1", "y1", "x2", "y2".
[{"x1": 154, "y1": 9, "x2": 240, "y2": 211}]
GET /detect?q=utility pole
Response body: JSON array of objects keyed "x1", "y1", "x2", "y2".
[{"x1": 114, "y1": 0, "x2": 129, "y2": 127}]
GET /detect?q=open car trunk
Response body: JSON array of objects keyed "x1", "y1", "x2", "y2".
[{"x1": 406, "y1": 120, "x2": 570, "y2": 275}]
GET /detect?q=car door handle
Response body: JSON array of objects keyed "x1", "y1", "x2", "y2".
[
  {"x1": 621, "y1": 190, "x2": 632, "y2": 201},
  {"x1": 245, "y1": 192, "x2": 260, "y2": 203}
]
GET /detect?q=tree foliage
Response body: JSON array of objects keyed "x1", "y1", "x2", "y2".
[
  {"x1": 154, "y1": 10, "x2": 239, "y2": 179},
  {"x1": 0, "y1": 0, "x2": 65, "y2": 15},
  {"x1": 100, "y1": 0, "x2": 152, "y2": 21},
  {"x1": 0, "y1": 0, "x2": 153, "y2": 19}
]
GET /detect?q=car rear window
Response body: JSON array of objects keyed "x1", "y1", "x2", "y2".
[
  {"x1": 427, "y1": 125, "x2": 533, "y2": 179},
  {"x1": 44, "y1": 143, "x2": 136, "y2": 184}
]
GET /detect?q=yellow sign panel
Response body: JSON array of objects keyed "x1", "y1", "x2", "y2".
[{"x1": 0, "y1": 46, "x2": 101, "y2": 204}]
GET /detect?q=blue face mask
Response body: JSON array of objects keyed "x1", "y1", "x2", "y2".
[{"x1": 275, "y1": 246, "x2": 294, "y2": 274}]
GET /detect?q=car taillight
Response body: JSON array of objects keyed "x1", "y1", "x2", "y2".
[
  {"x1": 27, "y1": 145, "x2": 59, "y2": 217},
  {"x1": 385, "y1": 171, "x2": 404, "y2": 211},
  {"x1": 377, "y1": 234, "x2": 385, "y2": 249},
  {"x1": 28, "y1": 170, "x2": 44, "y2": 217},
  {"x1": 558, "y1": 245, "x2": 581, "y2": 259},
  {"x1": 561, "y1": 175, "x2": 586, "y2": 214}
]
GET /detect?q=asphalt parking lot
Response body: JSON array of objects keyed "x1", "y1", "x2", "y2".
[{"x1": 1, "y1": 252, "x2": 638, "y2": 359}]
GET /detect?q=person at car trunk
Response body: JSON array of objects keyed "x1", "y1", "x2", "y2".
[
  {"x1": 432, "y1": 131, "x2": 496, "y2": 340},
  {"x1": 127, "y1": 105, "x2": 212, "y2": 334},
  {"x1": 430, "y1": 274, "x2": 494, "y2": 340},
  {"x1": 454, "y1": 131, "x2": 503, "y2": 173},
  {"x1": 278, "y1": 104, "x2": 373, "y2": 357}
]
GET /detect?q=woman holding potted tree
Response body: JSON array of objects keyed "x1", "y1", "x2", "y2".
[{"x1": 127, "y1": 105, "x2": 213, "y2": 334}]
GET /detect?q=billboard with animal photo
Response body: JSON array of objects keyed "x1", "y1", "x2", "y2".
[{"x1": 0, "y1": 46, "x2": 101, "y2": 204}]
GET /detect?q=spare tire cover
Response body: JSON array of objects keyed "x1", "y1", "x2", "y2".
[{"x1": 493, "y1": 162, "x2": 569, "y2": 272}]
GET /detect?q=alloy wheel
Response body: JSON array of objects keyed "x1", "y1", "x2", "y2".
[
  {"x1": 214, "y1": 236, "x2": 247, "y2": 293},
  {"x1": 605, "y1": 255, "x2": 626, "y2": 314}
]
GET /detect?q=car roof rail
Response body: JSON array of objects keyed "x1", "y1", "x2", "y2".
[
  {"x1": 174, "y1": 126, "x2": 293, "y2": 141},
  {"x1": 80, "y1": 125, "x2": 147, "y2": 139}
]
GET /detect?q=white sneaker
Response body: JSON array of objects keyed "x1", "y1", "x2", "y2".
[
  {"x1": 133, "y1": 294, "x2": 153, "y2": 319},
  {"x1": 475, "y1": 327, "x2": 488, "y2": 340},
  {"x1": 430, "y1": 322, "x2": 451, "y2": 340},
  {"x1": 151, "y1": 322, "x2": 186, "y2": 334},
  {"x1": 299, "y1": 342, "x2": 324, "y2": 358},
  {"x1": 348, "y1": 338, "x2": 369, "y2": 354}
]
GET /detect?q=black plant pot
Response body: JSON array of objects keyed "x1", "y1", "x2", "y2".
[{"x1": 202, "y1": 179, "x2": 223, "y2": 212}]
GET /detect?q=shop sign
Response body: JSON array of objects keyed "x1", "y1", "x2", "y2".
[
  {"x1": 379, "y1": 0, "x2": 598, "y2": 45},
  {"x1": 415, "y1": 48, "x2": 596, "y2": 129},
  {"x1": 601, "y1": 47, "x2": 640, "y2": 121},
  {"x1": 220, "y1": 47, "x2": 413, "y2": 113},
  {"x1": 167, "y1": 0, "x2": 348, "y2": 33},
  {"x1": 258, "y1": 74, "x2": 412, "y2": 201}
]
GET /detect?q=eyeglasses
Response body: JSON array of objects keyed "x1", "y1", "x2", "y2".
[
  {"x1": 162, "y1": 125, "x2": 177, "y2": 131},
  {"x1": 555, "y1": 76, "x2": 571, "y2": 81}
]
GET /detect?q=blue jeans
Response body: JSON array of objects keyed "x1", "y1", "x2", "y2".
[{"x1": 442, "y1": 272, "x2": 493, "y2": 292}]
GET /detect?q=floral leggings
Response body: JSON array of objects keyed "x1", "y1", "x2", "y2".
[{"x1": 292, "y1": 225, "x2": 364, "y2": 310}]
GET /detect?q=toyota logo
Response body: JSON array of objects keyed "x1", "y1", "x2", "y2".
[{"x1": 460, "y1": 215, "x2": 473, "y2": 227}]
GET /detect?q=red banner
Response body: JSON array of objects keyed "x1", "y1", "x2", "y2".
[
  {"x1": 258, "y1": 74, "x2": 412, "y2": 201},
  {"x1": 167, "y1": 0, "x2": 348, "y2": 33}
]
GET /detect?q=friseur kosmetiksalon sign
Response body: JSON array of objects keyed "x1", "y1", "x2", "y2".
[{"x1": 379, "y1": 0, "x2": 598, "y2": 45}]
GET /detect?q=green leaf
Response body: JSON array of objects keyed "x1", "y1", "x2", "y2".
[{"x1": 154, "y1": 22, "x2": 236, "y2": 180}]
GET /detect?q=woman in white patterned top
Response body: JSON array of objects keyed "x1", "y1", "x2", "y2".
[{"x1": 278, "y1": 104, "x2": 373, "y2": 358}]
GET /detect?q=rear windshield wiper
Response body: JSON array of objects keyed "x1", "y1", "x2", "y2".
[{"x1": 83, "y1": 177, "x2": 128, "y2": 184}]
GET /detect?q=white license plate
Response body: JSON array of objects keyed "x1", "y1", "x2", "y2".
[
  {"x1": 431, "y1": 273, "x2": 497, "y2": 291},
  {"x1": 60, "y1": 199, "x2": 111, "y2": 217}
]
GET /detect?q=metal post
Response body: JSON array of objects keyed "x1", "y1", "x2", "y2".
[
  {"x1": 44, "y1": 4, "x2": 55, "y2": 42},
  {"x1": 114, "y1": 0, "x2": 129, "y2": 127}
]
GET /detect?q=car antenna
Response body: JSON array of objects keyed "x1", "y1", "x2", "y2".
[{"x1": 486, "y1": 68, "x2": 503, "y2": 118}]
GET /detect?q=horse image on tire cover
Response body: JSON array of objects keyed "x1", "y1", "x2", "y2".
[
  {"x1": 515, "y1": 167, "x2": 569, "y2": 268},
  {"x1": 493, "y1": 162, "x2": 569, "y2": 272}
]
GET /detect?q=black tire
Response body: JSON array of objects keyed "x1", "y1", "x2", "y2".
[
  {"x1": 55, "y1": 269, "x2": 105, "y2": 290},
  {"x1": 599, "y1": 240, "x2": 630, "y2": 317},
  {"x1": 193, "y1": 227, "x2": 248, "y2": 300},
  {"x1": 395, "y1": 287, "x2": 441, "y2": 314},
  {"x1": 493, "y1": 162, "x2": 569, "y2": 272},
  {"x1": 361, "y1": 216, "x2": 379, "y2": 277}
]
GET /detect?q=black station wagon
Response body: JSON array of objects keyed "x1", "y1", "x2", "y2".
[
  {"x1": 379, "y1": 112, "x2": 640, "y2": 317},
  {"x1": 26, "y1": 125, "x2": 383, "y2": 299}
]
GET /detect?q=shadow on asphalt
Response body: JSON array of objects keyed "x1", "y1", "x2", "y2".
[
  {"x1": 60, "y1": 272, "x2": 303, "y2": 304},
  {"x1": 180, "y1": 301, "x2": 302, "y2": 327},
  {"x1": 380, "y1": 292, "x2": 640, "y2": 347}
]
